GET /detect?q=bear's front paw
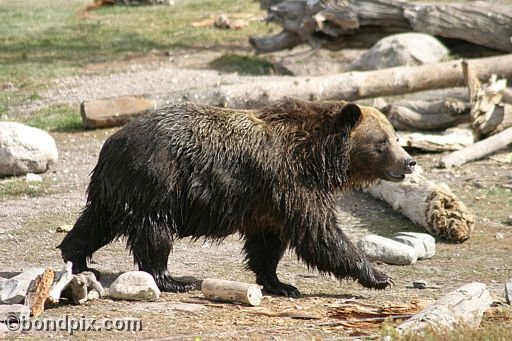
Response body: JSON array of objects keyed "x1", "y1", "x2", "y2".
[{"x1": 359, "y1": 268, "x2": 394, "y2": 290}]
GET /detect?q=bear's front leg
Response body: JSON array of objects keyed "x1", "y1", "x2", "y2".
[
  {"x1": 243, "y1": 231, "x2": 301, "y2": 298},
  {"x1": 290, "y1": 214, "x2": 393, "y2": 290}
]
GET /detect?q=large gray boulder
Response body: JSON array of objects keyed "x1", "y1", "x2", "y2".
[
  {"x1": 351, "y1": 33, "x2": 449, "y2": 70},
  {"x1": 0, "y1": 122, "x2": 58, "y2": 176}
]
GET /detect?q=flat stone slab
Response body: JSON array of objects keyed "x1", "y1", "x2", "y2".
[
  {"x1": 358, "y1": 234, "x2": 417, "y2": 265},
  {"x1": 81, "y1": 95, "x2": 156, "y2": 129},
  {"x1": 392, "y1": 232, "x2": 436, "y2": 259}
]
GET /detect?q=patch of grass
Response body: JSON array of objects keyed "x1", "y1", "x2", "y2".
[
  {"x1": 0, "y1": 177, "x2": 51, "y2": 201},
  {"x1": 209, "y1": 53, "x2": 284, "y2": 75},
  {"x1": 0, "y1": 0, "x2": 276, "y2": 90},
  {"x1": 23, "y1": 104, "x2": 83, "y2": 132}
]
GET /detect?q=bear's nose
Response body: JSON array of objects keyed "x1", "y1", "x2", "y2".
[{"x1": 405, "y1": 158, "x2": 416, "y2": 172}]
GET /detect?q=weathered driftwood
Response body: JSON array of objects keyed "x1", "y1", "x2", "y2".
[
  {"x1": 381, "y1": 98, "x2": 470, "y2": 131},
  {"x1": 48, "y1": 262, "x2": 74, "y2": 304},
  {"x1": 397, "y1": 283, "x2": 492, "y2": 336},
  {"x1": 253, "y1": 0, "x2": 512, "y2": 53},
  {"x1": 398, "y1": 128, "x2": 473, "y2": 152},
  {"x1": 365, "y1": 167, "x2": 475, "y2": 242},
  {"x1": 440, "y1": 126, "x2": 512, "y2": 168},
  {"x1": 201, "y1": 279, "x2": 262, "y2": 306},
  {"x1": 463, "y1": 61, "x2": 512, "y2": 139},
  {"x1": 25, "y1": 267, "x2": 55, "y2": 318},
  {"x1": 178, "y1": 54, "x2": 512, "y2": 109}
]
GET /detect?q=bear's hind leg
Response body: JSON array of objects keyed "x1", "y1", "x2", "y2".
[
  {"x1": 243, "y1": 232, "x2": 301, "y2": 298},
  {"x1": 129, "y1": 223, "x2": 195, "y2": 293}
]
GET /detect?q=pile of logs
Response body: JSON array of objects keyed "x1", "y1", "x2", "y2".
[{"x1": 251, "y1": 0, "x2": 512, "y2": 53}]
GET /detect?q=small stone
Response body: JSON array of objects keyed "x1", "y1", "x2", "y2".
[
  {"x1": 25, "y1": 173, "x2": 42, "y2": 182},
  {"x1": 109, "y1": 271, "x2": 160, "y2": 301},
  {"x1": 56, "y1": 225, "x2": 73, "y2": 233},
  {"x1": 0, "y1": 304, "x2": 30, "y2": 322},
  {"x1": 495, "y1": 233, "x2": 504, "y2": 240},
  {"x1": 392, "y1": 232, "x2": 436, "y2": 259},
  {"x1": 505, "y1": 279, "x2": 512, "y2": 305},
  {"x1": 358, "y1": 235, "x2": 417, "y2": 265},
  {"x1": 413, "y1": 280, "x2": 428, "y2": 289},
  {"x1": 506, "y1": 215, "x2": 512, "y2": 226},
  {"x1": 87, "y1": 289, "x2": 100, "y2": 301}
]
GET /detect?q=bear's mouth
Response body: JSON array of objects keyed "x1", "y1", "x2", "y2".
[{"x1": 384, "y1": 171, "x2": 406, "y2": 182}]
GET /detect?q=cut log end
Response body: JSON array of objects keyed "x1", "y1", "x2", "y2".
[{"x1": 426, "y1": 190, "x2": 475, "y2": 243}]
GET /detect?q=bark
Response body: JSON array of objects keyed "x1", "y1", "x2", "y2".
[
  {"x1": 25, "y1": 268, "x2": 55, "y2": 318},
  {"x1": 253, "y1": 0, "x2": 512, "y2": 53},
  {"x1": 439, "y1": 126, "x2": 512, "y2": 168},
  {"x1": 397, "y1": 283, "x2": 492, "y2": 336},
  {"x1": 201, "y1": 279, "x2": 262, "y2": 306},
  {"x1": 364, "y1": 167, "x2": 475, "y2": 242}
]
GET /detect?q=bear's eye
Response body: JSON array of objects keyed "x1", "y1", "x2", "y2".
[{"x1": 376, "y1": 138, "x2": 387, "y2": 145}]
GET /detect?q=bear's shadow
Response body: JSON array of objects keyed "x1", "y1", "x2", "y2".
[{"x1": 336, "y1": 190, "x2": 426, "y2": 238}]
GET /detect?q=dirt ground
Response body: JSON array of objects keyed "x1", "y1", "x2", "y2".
[{"x1": 1, "y1": 48, "x2": 512, "y2": 340}]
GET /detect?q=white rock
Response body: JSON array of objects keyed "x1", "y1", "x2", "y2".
[
  {"x1": 109, "y1": 271, "x2": 160, "y2": 301},
  {"x1": 358, "y1": 235, "x2": 417, "y2": 265},
  {"x1": 351, "y1": 33, "x2": 449, "y2": 71},
  {"x1": 0, "y1": 304, "x2": 30, "y2": 322},
  {"x1": 25, "y1": 173, "x2": 43, "y2": 182},
  {"x1": 0, "y1": 268, "x2": 45, "y2": 304},
  {"x1": 392, "y1": 232, "x2": 436, "y2": 259},
  {"x1": 0, "y1": 122, "x2": 58, "y2": 176}
]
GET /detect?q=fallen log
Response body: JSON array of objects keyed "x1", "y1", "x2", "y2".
[
  {"x1": 181, "y1": 54, "x2": 512, "y2": 109},
  {"x1": 84, "y1": 55, "x2": 512, "y2": 128},
  {"x1": 398, "y1": 128, "x2": 473, "y2": 152},
  {"x1": 253, "y1": 0, "x2": 512, "y2": 53},
  {"x1": 381, "y1": 98, "x2": 470, "y2": 131},
  {"x1": 364, "y1": 167, "x2": 474, "y2": 242},
  {"x1": 439, "y1": 126, "x2": 512, "y2": 168},
  {"x1": 201, "y1": 279, "x2": 262, "y2": 306},
  {"x1": 397, "y1": 283, "x2": 492, "y2": 336}
]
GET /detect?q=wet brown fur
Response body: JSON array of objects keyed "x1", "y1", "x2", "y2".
[{"x1": 58, "y1": 97, "x2": 409, "y2": 296}]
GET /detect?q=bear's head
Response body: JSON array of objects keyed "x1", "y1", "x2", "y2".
[{"x1": 335, "y1": 103, "x2": 416, "y2": 184}]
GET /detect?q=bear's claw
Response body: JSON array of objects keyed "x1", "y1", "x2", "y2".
[{"x1": 263, "y1": 281, "x2": 301, "y2": 298}]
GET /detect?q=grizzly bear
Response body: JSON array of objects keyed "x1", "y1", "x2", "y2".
[{"x1": 58, "y1": 98, "x2": 415, "y2": 297}]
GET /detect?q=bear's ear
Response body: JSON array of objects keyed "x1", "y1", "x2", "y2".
[{"x1": 335, "y1": 103, "x2": 362, "y2": 131}]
